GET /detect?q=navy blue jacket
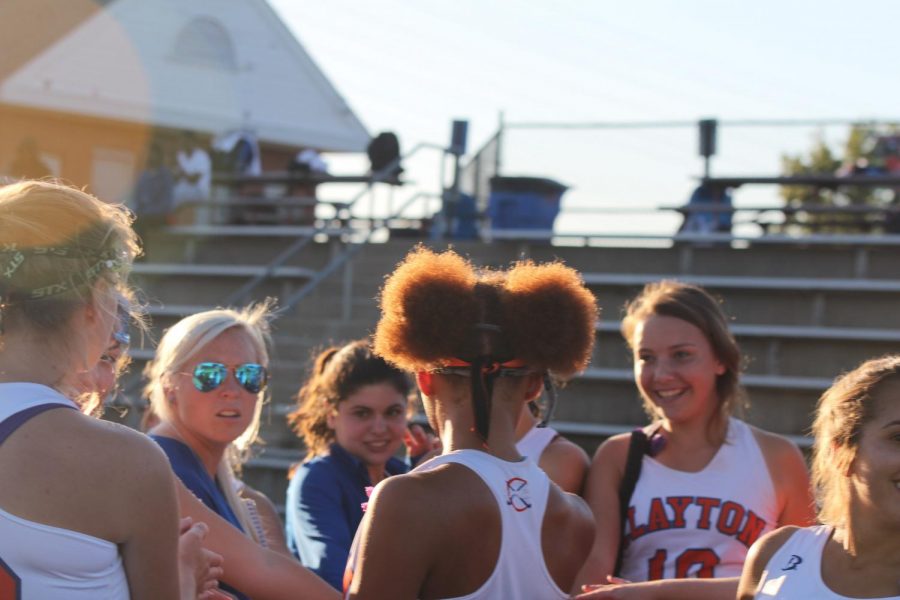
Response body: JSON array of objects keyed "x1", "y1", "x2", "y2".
[
  {"x1": 285, "y1": 443, "x2": 408, "y2": 590},
  {"x1": 152, "y1": 435, "x2": 250, "y2": 600}
]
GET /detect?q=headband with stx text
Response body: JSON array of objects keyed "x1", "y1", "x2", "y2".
[{"x1": 0, "y1": 243, "x2": 127, "y2": 334}]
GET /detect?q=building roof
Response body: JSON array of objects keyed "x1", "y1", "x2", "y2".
[{"x1": 0, "y1": 0, "x2": 369, "y2": 152}]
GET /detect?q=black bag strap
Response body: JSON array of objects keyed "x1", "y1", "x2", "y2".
[{"x1": 613, "y1": 428, "x2": 651, "y2": 577}]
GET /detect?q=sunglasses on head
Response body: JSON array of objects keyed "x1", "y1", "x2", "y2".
[{"x1": 189, "y1": 362, "x2": 268, "y2": 394}]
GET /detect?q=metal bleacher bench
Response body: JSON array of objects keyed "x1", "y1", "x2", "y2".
[
  {"x1": 131, "y1": 263, "x2": 316, "y2": 278},
  {"x1": 164, "y1": 224, "x2": 353, "y2": 238},
  {"x1": 580, "y1": 272, "x2": 900, "y2": 293},
  {"x1": 596, "y1": 319, "x2": 900, "y2": 343}
]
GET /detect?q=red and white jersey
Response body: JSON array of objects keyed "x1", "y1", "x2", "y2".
[
  {"x1": 0, "y1": 383, "x2": 129, "y2": 600},
  {"x1": 620, "y1": 417, "x2": 778, "y2": 582},
  {"x1": 343, "y1": 449, "x2": 568, "y2": 600},
  {"x1": 755, "y1": 525, "x2": 900, "y2": 599}
]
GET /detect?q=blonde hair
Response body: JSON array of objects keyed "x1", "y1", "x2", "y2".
[
  {"x1": 0, "y1": 180, "x2": 139, "y2": 335},
  {"x1": 144, "y1": 302, "x2": 274, "y2": 541},
  {"x1": 811, "y1": 354, "x2": 900, "y2": 527}
]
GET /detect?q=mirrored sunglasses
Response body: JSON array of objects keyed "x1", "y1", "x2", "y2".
[{"x1": 190, "y1": 362, "x2": 268, "y2": 394}]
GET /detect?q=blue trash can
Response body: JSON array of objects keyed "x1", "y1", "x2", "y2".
[{"x1": 487, "y1": 176, "x2": 567, "y2": 231}]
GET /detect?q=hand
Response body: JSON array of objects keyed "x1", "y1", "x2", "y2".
[
  {"x1": 404, "y1": 424, "x2": 441, "y2": 466},
  {"x1": 178, "y1": 517, "x2": 225, "y2": 600},
  {"x1": 575, "y1": 576, "x2": 640, "y2": 599}
]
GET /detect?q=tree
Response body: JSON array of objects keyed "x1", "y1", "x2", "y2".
[{"x1": 779, "y1": 124, "x2": 900, "y2": 233}]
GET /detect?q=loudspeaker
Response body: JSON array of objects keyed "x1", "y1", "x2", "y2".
[
  {"x1": 449, "y1": 120, "x2": 469, "y2": 156},
  {"x1": 699, "y1": 119, "x2": 717, "y2": 158}
]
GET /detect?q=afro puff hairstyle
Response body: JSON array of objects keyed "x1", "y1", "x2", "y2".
[{"x1": 373, "y1": 246, "x2": 598, "y2": 379}]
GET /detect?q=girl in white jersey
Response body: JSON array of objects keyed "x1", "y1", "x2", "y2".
[
  {"x1": 0, "y1": 180, "x2": 182, "y2": 599},
  {"x1": 576, "y1": 280, "x2": 815, "y2": 599},
  {"x1": 515, "y1": 401, "x2": 589, "y2": 494},
  {"x1": 738, "y1": 355, "x2": 900, "y2": 599},
  {"x1": 343, "y1": 247, "x2": 598, "y2": 599}
]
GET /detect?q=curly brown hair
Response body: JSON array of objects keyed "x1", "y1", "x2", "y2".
[
  {"x1": 287, "y1": 340, "x2": 414, "y2": 458},
  {"x1": 373, "y1": 246, "x2": 598, "y2": 378}
]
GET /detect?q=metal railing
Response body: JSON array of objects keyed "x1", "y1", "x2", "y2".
[
  {"x1": 274, "y1": 190, "x2": 441, "y2": 318},
  {"x1": 224, "y1": 142, "x2": 446, "y2": 307}
]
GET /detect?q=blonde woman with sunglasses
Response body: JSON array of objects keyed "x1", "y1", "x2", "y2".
[{"x1": 145, "y1": 305, "x2": 333, "y2": 600}]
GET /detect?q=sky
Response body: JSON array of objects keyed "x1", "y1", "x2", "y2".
[{"x1": 269, "y1": 0, "x2": 900, "y2": 236}]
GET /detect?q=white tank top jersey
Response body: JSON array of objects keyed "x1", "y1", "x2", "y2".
[
  {"x1": 516, "y1": 425, "x2": 558, "y2": 462},
  {"x1": 619, "y1": 417, "x2": 778, "y2": 582},
  {"x1": 755, "y1": 525, "x2": 900, "y2": 600},
  {"x1": 0, "y1": 383, "x2": 130, "y2": 600},
  {"x1": 343, "y1": 449, "x2": 568, "y2": 600}
]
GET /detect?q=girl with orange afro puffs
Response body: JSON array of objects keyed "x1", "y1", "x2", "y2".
[{"x1": 342, "y1": 246, "x2": 599, "y2": 600}]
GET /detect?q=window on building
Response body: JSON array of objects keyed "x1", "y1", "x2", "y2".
[{"x1": 172, "y1": 17, "x2": 237, "y2": 70}]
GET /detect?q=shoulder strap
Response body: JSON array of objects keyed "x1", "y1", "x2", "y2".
[
  {"x1": 0, "y1": 402, "x2": 76, "y2": 446},
  {"x1": 613, "y1": 429, "x2": 649, "y2": 577}
]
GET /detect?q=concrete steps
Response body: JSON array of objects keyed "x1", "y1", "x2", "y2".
[{"x1": 124, "y1": 235, "x2": 900, "y2": 504}]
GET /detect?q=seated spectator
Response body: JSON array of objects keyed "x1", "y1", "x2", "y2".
[
  {"x1": 282, "y1": 149, "x2": 329, "y2": 225},
  {"x1": 285, "y1": 340, "x2": 415, "y2": 591},
  {"x1": 132, "y1": 141, "x2": 175, "y2": 242},
  {"x1": 172, "y1": 130, "x2": 212, "y2": 223},
  {"x1": 7, "y1": 137, "x2": 53, "y2": 180},
  {"x1": 679, "y1": 184, "x2": 733, "y2": 235},
  {"x1": 212, "y1": 129, "x2": 262, "y2": 177}
]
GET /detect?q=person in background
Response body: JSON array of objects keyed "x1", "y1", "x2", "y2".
[
  {"x1": 738, "y1": 355, "x2": 900, "y2": 599},
  {"x1": 172, "y1": 130, "x2": 212, "y2": 223},
  {"x1": 678, "y1": 184, "x2": 733, "y2": 236},
  {"x1": 132, "y1": 141, "x2": 175, "y2": 242},
  {"x1": 515, "y1": 400, "x2": 590, "y2": 494},
  {"x1": 7, "y1": 137, "x2": 53, "y2": 180},
  {"x1": 575, "y1": 280, "x2": 815, "y2": 599},
  {"x1": 285, "y1": 340, "x2": 415, "y2": 591},
  {"x1": 344, "y1": 247, "x2": 598, "y2": 599}
]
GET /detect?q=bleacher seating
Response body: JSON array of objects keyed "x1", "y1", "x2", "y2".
[{"x1": 120, "y1": 232, "x2": 900, "y2": 509}]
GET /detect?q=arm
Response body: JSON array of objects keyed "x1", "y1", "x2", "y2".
[
  {"x1": 539, "y1": 436, "x2": 590, "y2": 494},
  {"x1": 119, "y1": 438, "x2": 182, "y2": 600},
  {"x1": 347, "y1": 477, "x2": 433, "y2": 599},
  {"x1": 736, "y1": 527, "x2": 797, "y2": 600},
  {"x1": 176, "y1": 482, "x2": 339, "y2": 600},
  {"x1": 573, "y1": 435, "x2": 629, "y2": 592},
  {"x1": 288, "y1": 465, "x2": 356, "y2": 589},
  {"x1": 577, "y1": 577, "x2": 739, "y2": 600}
]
